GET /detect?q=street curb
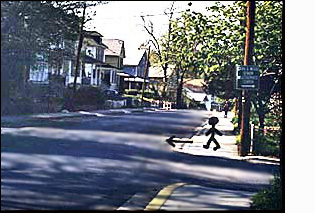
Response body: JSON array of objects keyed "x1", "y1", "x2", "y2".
[
  {"x1": 144, "y1": 183, "x2": 187, "y2": 211},
  {"x1": 115, "y1": 189, "x2": 160, "y2": 211},
  {"x1": 116, "y1": 183, "x2": 187, "y2": 211}
]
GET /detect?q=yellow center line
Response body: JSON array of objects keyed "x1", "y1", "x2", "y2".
[{"x1": 144, "y1": 183, "x2": 187, "y2": 211}]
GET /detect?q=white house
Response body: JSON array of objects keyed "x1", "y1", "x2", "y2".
[{"x1": 65, "y1": 31, "x2": 122, "y2": 91}]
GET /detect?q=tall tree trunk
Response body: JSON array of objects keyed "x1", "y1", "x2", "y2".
[
  {"x1": 1, "y1": 56, "x2": 10, "y2": 115},
  {"x1": 67, "y1": 3, "x2": 86, "y2": 111},
  {"x1": 257, "y1": 93, "x2": 265, "y2": 135},
  {"x1": 237, "y1": 94, "x2": 242, "y2": 132},
  {"x1": 161, "y1": 65, "x2": 168, "y2": 99},
  {"x1": 176, "y1": 69, "x2": 184, "y2": 109}
]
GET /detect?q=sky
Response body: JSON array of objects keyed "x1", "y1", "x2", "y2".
[{"x1": 86, "y1": 1, "x2": 218, "y2": 61}]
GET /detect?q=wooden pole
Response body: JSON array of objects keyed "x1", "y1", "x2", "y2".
[
  {"x1": 240, "y1": 1, "x2": 255, "y2": 156},
  {"x1": 141, "y1": 45, "x2": 151, "y2": 104},
  {"x1": 69, "y1": 2, "x2": 86, "y2": 111}
]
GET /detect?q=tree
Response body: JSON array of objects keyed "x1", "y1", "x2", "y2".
[
  {"x1": 205, "y1": 1, "x2": 282, "y2": 133},
  {"x1": 141, "y1": 1, "x2": 176, "y2": 99},
  {"x1": 1, "y1": 1, "x2": 80, "y2": 114},
  {"x1": 161, "y1": 1, "x2": 283, "y2": 129},
  {"x1": 166, "y1": 11, "x2": 205, "y2": 108},
  {"x1": 250, "y1": 1, "x2": 283, "y2": 131},
  {"x1": 53, "y1": 1, "x2": 108, "y2": 111}
]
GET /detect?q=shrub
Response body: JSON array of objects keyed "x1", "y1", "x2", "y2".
[
  {"x1": 253, "y1": 131, "x2": 280, "y2": 157},
  {"x1": 235, "y1": 134, "x2": 241, "y2": 145},
  {"x1": 65, "y1": 86, "x2": 105, "y2": 106},
  {"x1": 251, "y1": 172, "x2": 282, "y2": 210},
  {"x1": 231, "y1": 116, "x2": 238, "y2": 125}
]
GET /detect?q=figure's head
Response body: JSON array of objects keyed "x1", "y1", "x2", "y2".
[{"x1": 208, "y1": 116, "x2": 219, "y2": 125}]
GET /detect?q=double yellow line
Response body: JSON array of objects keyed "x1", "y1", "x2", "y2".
[{"x1": 144, "y1": 183, "x2": 187, "y2": 211}]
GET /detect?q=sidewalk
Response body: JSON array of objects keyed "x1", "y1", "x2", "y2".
[
  {"x1": 146, "y1": 110, "x2": 279, "y2": 211},
  {"x1": 174, "y1": 110, "x2": 280, "y2": 165},
  {"x1": 159, "y1": 184, "x2": 255, "y2": 211},
  {"x1": 175, "y1": 111, "x2": 239, "y2": 159}
]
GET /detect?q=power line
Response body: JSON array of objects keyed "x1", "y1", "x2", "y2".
[{"x1": 97, "y1": 11, "x2": 184, "y2": 20}]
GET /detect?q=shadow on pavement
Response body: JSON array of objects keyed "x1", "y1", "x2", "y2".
[{"x1": 1, "y1": 110, "x2": 278, "y2": 210}]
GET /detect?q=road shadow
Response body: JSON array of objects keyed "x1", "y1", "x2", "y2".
[
  {"x1": 1, "y1": 110, "x2": 278, "y2": 210},
  {"x1": 1, "y1": 111, "x2": 209, "y2": 138}
]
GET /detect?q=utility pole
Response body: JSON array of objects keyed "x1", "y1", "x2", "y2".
[
  {"x1": 141, "y1": 45, "x2": 151, "y2": 104},
  {"x1": 240, "y1": 1, "x2": 255, "y2": 156},
  {"x1": 73, "y1": 3, "x2": 86, "y2": 93},
  {"x1": 66, "y1": 2, "x2": 86, "y2": 111}
]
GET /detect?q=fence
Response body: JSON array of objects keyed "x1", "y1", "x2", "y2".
[
  {"x1": 104, "y1": 100, "x2": 127, "y2": 109},
  {"x1": 163, "y1": 101, "x2": 172, "y2": 110}
]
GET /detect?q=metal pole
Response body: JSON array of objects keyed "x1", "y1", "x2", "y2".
[{"x1": 240, "y1": 1, "x2": 255, "y2": 156}]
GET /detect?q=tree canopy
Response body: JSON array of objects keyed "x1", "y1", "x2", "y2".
[{"x1": 158, "y1": 1, "x2": 282, "y2": 126}]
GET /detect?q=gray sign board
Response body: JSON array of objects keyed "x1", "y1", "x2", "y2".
[{"x1": 235, "y1": 65, "x2": 260, "y2": 90}]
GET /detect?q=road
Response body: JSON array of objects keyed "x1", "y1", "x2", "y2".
[{"x1": 1, "y1": 109, "x2": 278, "y2": 210}]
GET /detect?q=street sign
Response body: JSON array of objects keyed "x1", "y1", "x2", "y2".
[{"x1": 235, "y1": 65, "x2": 259, "y2": 90}]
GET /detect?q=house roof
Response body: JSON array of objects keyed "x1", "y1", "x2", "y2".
[
  {"x1": 103, "y1": 39, "x2": 125, "y2": 57},
  {"x1": 84, "y1": 37, "x2": 100, "y2": 47},
  {"x1": 83, "y1": 30, "x2": 103, "y2": 37},
  {"x1": 84, "y1": 33, "x2": 108, "y2": 48}
]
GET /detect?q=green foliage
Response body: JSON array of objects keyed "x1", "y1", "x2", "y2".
[
  {"x1": 235, "y1": 134, "x2": 241, "y2": 145},
  {"x1": 251, "y1": 172, "x2": 282, "y2": 210},
  {"x1": 253, "y1": 130, "x2": 280, "y2": 157},
  {"x1": 1, "y1": 1, "x2": 79, "y2": 52},
  {"x1": 160, "y1": 1, "x2": 282, "y2": 122},
  {"x1": 1, "y1": 1, "x2": 81, "y2": 114}
]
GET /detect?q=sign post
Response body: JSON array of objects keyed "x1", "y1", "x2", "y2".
[
  {"x1": 235, "y1": 65, "x2": 259, "y2": 90},
  {"x1": 239, "y1": 1, "x2": 256, "y2": 157}
]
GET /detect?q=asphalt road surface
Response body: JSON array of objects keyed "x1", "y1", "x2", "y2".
[{"x1": 1, "y1": 110, "x2": 278, "y2": 210}]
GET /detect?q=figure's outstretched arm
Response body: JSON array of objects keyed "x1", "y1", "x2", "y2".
[
  {"x1": 205, "y1": 129, "x2": 211, "y2": 136},
  {"x1": 215, "y1": 129, "x2": 223, "y2": 136}
]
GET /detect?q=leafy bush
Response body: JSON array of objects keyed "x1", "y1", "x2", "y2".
[
  {"x1": 231, "y1": 116, "x2": 238, "y2": 125},
  {"x1": 235, "y1": 134, "x2": 241, "y2": 145},
  {"x1": 251, "y1": 172, "x2": 282, "y2": 210},
  {"x1": 253, "y1": 131, "x2": 280, "y2": 157}
]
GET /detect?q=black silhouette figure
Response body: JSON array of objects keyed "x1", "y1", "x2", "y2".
[{"x1": 203, "y1": 117, "x2": 222, "y2": 151}]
